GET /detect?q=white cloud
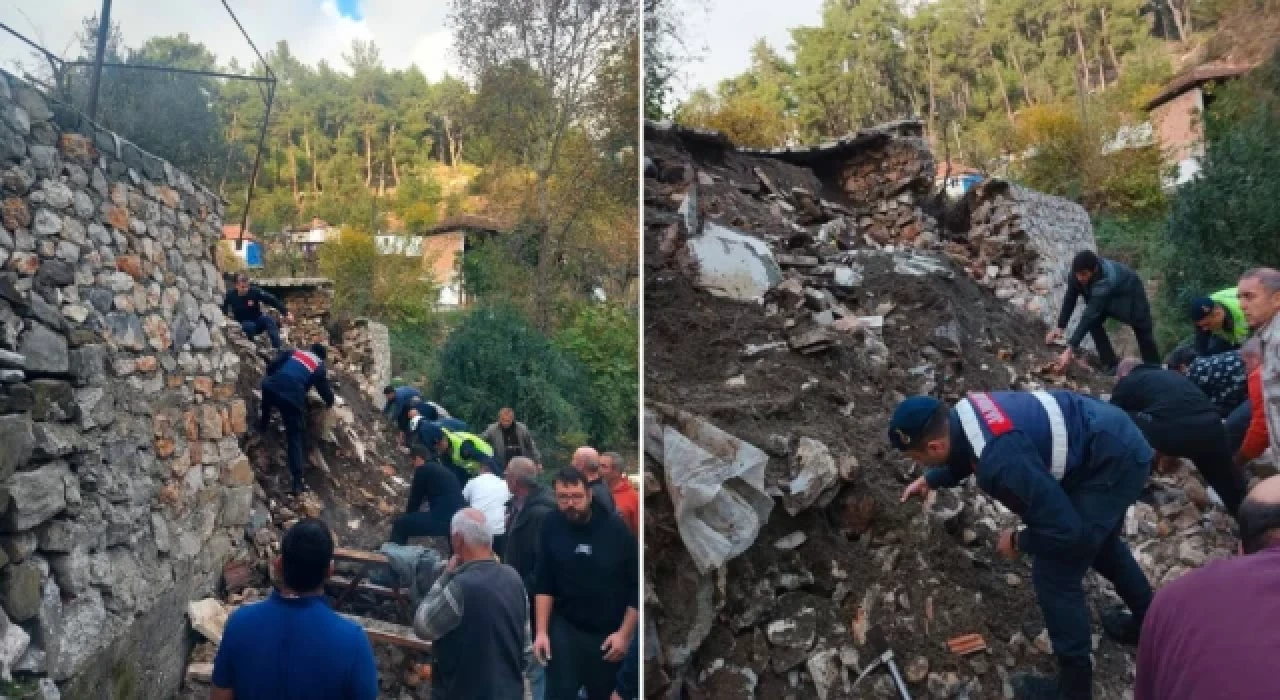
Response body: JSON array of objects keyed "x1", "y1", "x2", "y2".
[{"x1": 0, "y1": 0, "x2": 461, "y2": 79}]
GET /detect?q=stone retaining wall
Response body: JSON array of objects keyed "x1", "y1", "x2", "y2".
[{"x1": 0, "y1": 70, "x2": 249, "y2": 698}]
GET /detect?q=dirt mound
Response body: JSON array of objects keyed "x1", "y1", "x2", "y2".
[{"x1": 643, "y1": 125, "x2": 1237, "y2": 700}]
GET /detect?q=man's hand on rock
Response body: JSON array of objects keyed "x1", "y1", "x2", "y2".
[
  {"x1": 1045, "y1": 328, "x2": 1065, "y2": 345},
  {"x1": 900, "y1": 476, "x2": 930, "y2": 503}
]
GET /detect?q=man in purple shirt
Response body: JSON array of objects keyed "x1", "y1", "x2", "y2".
[{"x1": 1135, "y1": 475, "x2": 1280, "y2": 700}]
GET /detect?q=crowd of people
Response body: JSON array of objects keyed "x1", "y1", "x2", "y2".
[
  {"x1": 890, "y1": 257, "x2": 1280, "y2": 700},
  {"x1": 209, "y1": 274, "x2": 640, "y2": 699}
]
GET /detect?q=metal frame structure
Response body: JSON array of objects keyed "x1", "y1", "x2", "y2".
[{"x1": 0, "y1": 0, "x2": 276, "y2": 250}]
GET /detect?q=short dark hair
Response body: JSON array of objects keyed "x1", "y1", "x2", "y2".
[
  {"x1": 916, "y1": 404, "x2": 950, "y2": 445},
  {"x1": 553, "y1": 467, "x2": 587, "y2": 490},
  {"x1": 1239, "y1": 498, "x2": 1280, "y2": 554},
  {"x1": 383, "y1": 385, "x2": 396, "y2": 395},
  {"x1": 1071, "y1": 251, "x2": 1099, "y2": 275},
  {"x1": 1165, "y1": 344, "x2": 1198, "y2": 371},
  {"x1": 410, "y1": 445, "x2": 431, "y2": 463},
  {"x1": 310, "y1": 343, "x2": 327, "y2": 360},
  {"x1": 280, "y1": 518, "x2": 334, "y2": 592},
  {"x1": 235, "y1": 273, "x2": 250, "y2": 284}
]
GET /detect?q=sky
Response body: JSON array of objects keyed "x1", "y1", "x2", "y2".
[
  {"x1": 671, "y1": 0, "x2": 824, "y2": 102},
  {"x1": 0, "y1": 0, "x2": 459, "y2": 81}
]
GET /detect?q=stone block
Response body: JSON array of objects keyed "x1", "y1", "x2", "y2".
[
  {"x1": 222, "y1": 456, "x2": 252, "y2": 486},
  {"x1": 0, "y1": 533, "x2": 37, "y2": 564},
  {"x1": 142, "y1": 315, "x2": 170, "y2": 351},
  {"x1": 18, "y1": 323, "x2": 67, "y2": 374},
  {"x1": 74, "y1": 387, "x2": 113, "y2": 431},
  {"x1": 30, "y1": 380, "x2": 75, "y2": 422},
  {"x1": 104, "y1": 312, "x2": 145, "y2": 351},
  {"x1": 0, "y1": 610, "x2": 30, "y2": 681},
  {"x1": 1, "y1": 198, "x2": 28, "y2": 232},
  {"x1": 39, "y1": 583, "x2": 107, "y2": 681},
  {"x1": 37, "y1": 521, "x2": 84, "y2": 554},
  {"x1": 9, "y1": 252, "x2": 38, "y2": 276},
  {"x1": 48, "y1": 546, "x2": 90, "y2": 596},
  {"x1": 135, "y1": 355, "x2": 157, "y2": 373},
  {"x1": 68, "y1": 344, "x2": 107, "y2": 386},
  {"x1": 104, "y1": 206, "x2": 129, "y2": 232},
  {"x1": 1, "y1": 462, "x2": 70, "y2": 532},
  {"x1": 31, "y1": 423, "x2": 79, "y2": 459},
  {"x1": 58, "y1": 133, "x2": 95, "y2": 164},
  {"x1": 0, "y1": 415, "x2": 34, "y2": 482},
  {"x1": 0, "y1": 561, "x2": 42, "y2": 621},
  {"x1": 228, "y1": 399, "x2": 247, "y2": 434},
  {"x1": 221, "y1": 486, "x2": 253, "y2": 527}
]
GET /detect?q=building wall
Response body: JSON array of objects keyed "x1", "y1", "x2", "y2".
[
  {"x1": 0, "y1": 70, "x2": 250, "y2": 697},
  {"x1": 1150, "y1": 88, "x2": 1206, "y2": 185}
]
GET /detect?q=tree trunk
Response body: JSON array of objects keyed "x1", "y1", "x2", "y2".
[
  {"x1": 1072, "y1": 9, "x2": 1092, "y2": 92},
  {"x1": 925, "y1": 33, "x2": 938, "y2": 144},
  {"x1": 389, "y1": 122, "x2": 400, "y2": 187},
  {"x1": 288, "y1": 141, "x2": 299, "y2": 202},
  {"x1": 364, "y1": 127, "x2": 373, "y2": 188},
  {"x1": 1010, "y1": 50, "x2": 1034, "y2": 105},
  {"x1": 304, "y1": 131, "x2": 318, "y2": 193},
  {"x1": 1167, "y1": 1, "x2": 1187, "y2": 41},
  {"x1": 988, "y1": 47, "x2": 1014, "y2": 122},
  {"x1": 1099, "y1": 7, "x2": 1122, "y2": 76}
]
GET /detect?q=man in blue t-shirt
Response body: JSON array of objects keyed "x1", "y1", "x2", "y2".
[{"x1": 212, "y1": 519, "x2": 377, "y2": 700}]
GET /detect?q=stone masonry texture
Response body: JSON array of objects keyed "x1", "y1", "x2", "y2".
[{"x1": 0, "y1": 69, "x2": 246, "y2": 697}]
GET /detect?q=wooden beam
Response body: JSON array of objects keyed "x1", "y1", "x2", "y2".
[
  {"x1": 327, "y1": 575, "x2": 404, "y2": 598},
  {"x1": 334, "y1": 547, "x2": 389, "y2": 565},
  {"x1": 341, "y1": 613, "x2": 433, "y2": 653}
]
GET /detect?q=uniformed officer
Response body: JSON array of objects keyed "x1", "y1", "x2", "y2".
[
  {"x1": 890, "y1": 391, "x2": 1155, "y2": 700},
  {"x1": 259, "y1": 343, "x2": 336, "y2": 495}
]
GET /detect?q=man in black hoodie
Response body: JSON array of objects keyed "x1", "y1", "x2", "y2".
[
  {"x1": 1048, "y1": 251, "x2": 1160, "y2": 374},
  {"x1": 224, "y1": 274, "x2": 292, "y2": 349},
  {"x1": 532, "y1": 468, "x2": 638, "y2": 700},
  {"x1": 389, "y1": 446, "x2": 465, "y2": 546}
]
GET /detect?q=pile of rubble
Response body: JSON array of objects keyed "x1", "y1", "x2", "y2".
[
  {"x1": 643, "y1": 121, "x2": 1239, "y2": 700},
  {"x1": 334, "y1": 318, "x2": 393, "y2": 408}
]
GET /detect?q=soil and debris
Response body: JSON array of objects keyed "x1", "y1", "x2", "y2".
[
  {"x1": 643, "y1": 121, "x2": 1242, "y2": 700},
  {"x1": 179, "y1": 323, "x2": 437, "y2": 700}
]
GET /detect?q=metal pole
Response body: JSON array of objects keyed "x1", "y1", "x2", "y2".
[
  {"x1": 86, "y1": 0, "x2": 113, "y2": 120},
  {"x1": 239, "y1": 78, "x2": 276, "y2": 251}
]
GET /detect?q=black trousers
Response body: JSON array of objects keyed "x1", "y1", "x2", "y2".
[
  {"x1": 546, "y1": 614, "x2": 620, "y2": 700},
  {"x1": 1140, "y1": 414, "x2": 1246, "y2": 516},
  {"x1": 259, "y1": 387, "x2": 306, "y2": 482},
  {"x1": 389, "y1": 510, "x2": 453, "y2": 546},
  {"x1": 1087, "y1": 320, "x2": 1160, "y2": 368}
]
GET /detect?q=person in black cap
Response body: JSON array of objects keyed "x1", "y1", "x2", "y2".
[
  {"x1": 259, "y1": 343, "x2": 335, "y2": 495},
  {"x1": 889, "y1": 391, "x2": 1154, "y2": 700},
  {"x1": 1188, "y1": 287, "x2": 1250, "y2": 357},
  {"x1": 1046, "y1": 251, "x2": 1159, "y2": 374}
]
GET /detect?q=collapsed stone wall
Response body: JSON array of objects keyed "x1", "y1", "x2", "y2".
[
  {"x1": 0, "y1": 70, "x2": 250, "y2": 698},
  {"x1": 960, "y1": 181, "x2": 1097, "y2": 338}
]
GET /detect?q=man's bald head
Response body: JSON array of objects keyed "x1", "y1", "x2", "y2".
[
  {"x1": 572, "y1": 446, "x2": 601, "y2": 476},
  {"x1": 1239, "y1": 476, "x2": 1280, "y2": 554},
  {"x1": 505, "y1": 457, "x2": 538, "y2": 494}
]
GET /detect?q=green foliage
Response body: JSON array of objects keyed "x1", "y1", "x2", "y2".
[
  {"x1": 318, "y1": 228, "x2": 439, "y2": 325},
  {"x1": 553, "y1": 303, "x2": 639, "y2": 449},
  {"x1": 393, "y1": 171, "x2": 443, "y2": 232},
  {"x1": 1157, "y1": 52, "x2": 1280, "y2": 348},
  {"x1": 431, "y1": 305, "x2": 597, "y2": 465}
]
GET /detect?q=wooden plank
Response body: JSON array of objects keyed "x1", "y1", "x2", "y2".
[
  {"x1": 341, "y1": 613, "x2": 433, "y2": 653},
  {"x1": 333, "y1": 547, "x2": 389, "y2": 565},
  {"x1": 327, "y1": 575, "x2": 404, "y2": 598}
]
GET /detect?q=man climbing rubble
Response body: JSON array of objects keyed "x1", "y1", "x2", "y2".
[
  {"x1": 892, "y1": 391, "x2": 1155, "y2": 700},
  {"x1": 259, "y1": 343, "x2": 335, "y2": 496},
  {"x1": 383, "y1": 384, "x2": 422, "y2": 443},
  {"x1": 1135, "y1": 475, "x2": 1280, "y2": 700},
  {"x1": 1189, "y1": 287, "x2": 1250, "y2": 356},
  {"x1": 1047, "y1": 251, "x2": 1159, "y2": 373},
  {"x1": 390, "y1": 445, "x2": 465, "y2": 546},
  {"x1": 224, "y1": 273, "x2": 293, "y2": 350},
  {"x1": 1111, "y1": 359, "x2": 1246, "y2": 517}
]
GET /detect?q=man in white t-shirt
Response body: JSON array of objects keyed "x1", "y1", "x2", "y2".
[{"x1": 462, "y1": 460, "x2": 512, "y2": 554}]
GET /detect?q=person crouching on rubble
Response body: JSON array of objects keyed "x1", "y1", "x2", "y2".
[
  {"x1": 259, "y1": 343, "x2": 335, "y2": 496},
  {"x1": 418, "y1": 421, "x2": 502, "y2": 484},
  {"x1": 890, "y1": 391, "x2": 1155, "y2": 700},
  {"x1": 407, "y1": 409, "x2": 468, "y2": 451}
]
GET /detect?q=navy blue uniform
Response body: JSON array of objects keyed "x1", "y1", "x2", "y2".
[
  {"x1": 383, "y1": 386, "x2": 421, "y2": 436},
  {"x1": 925, "y1": 391, "x2": 1154, "y2": 664},
  {"x1": 223, "y1": 286, "x2": 287, "y2": 349},
  {"x1": 260, "y1": 348, "x2": 336, "y2": 489}
]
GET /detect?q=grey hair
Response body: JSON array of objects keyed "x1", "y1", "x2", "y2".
[
  {"x1": 602, "y1": 452, "x2": 626, "y2": 471},
  {"x1": 450, "y1": 508, "x2": 493, "y2": 549},
  {"x1": 1241, "y1": 267, "x2": 1280, "y2": 294},
  {"x1": 506, "y1": 457, "x2": 539, "y2": 488}
]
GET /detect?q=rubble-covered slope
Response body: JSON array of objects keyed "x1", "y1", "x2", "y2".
[{"x1": 643, "y1": 123, "x2": 1238, "y2": 700}]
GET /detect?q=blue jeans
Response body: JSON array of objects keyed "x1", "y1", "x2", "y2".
[
  {"x1": 241, "y1": 315, "x2": 281, "y2": 348},
  {"x1": 1033, "y1": 403, "x2": 1154, "y2": 662},
  {"x1": 527, "y1": 658, "x2": 546, "y2": 700}
]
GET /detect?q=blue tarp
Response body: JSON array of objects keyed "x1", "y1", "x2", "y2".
[{"x1": 243, "y1": 241, "x2": 263, "y2": 268}]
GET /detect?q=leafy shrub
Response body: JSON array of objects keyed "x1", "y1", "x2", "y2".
[{"x1": 554, "y1": 302, "x2": 639, "y2": 449}]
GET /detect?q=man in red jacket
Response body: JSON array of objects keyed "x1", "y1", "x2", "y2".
[{"x1": 1231, "y1": 339, "x2": 1270, "y2": 467}]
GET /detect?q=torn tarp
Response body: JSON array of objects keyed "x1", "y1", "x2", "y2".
[{"x1": 646, "y1": 403, "x2": 774, "y2": 573}]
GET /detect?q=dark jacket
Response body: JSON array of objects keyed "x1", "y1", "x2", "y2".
[
  {"x1": 1058, "y1": 258, "x2": 1152, "y2": 348},
  {"x1": 1111, "y1": 364, "x2": 1222, "y2": 449},
  {"x1": 223, "y1": 286, "x2": 286, "y2": 323},
  {"x1": 589, "y1": 477, "x2": 617, "y2": 516},
  {"x1": 504, "y1": 484, "x2": 557, "y2": 594},
  {"x1": 262, "y1": 348, "x2": 335, "y2": 409},
  {"x1": 430, "y1": 560, "x2": 527, "y2": 700},
  {"x1": 481, "y1": 421, "x2": 542, "y2": 466},
  {"x1": 533, "y1": 498, "x2": 639, "y2": 635},
  {"x1": 383, "y1": 386, "x2": 421, "y2": 422},
  {"x1": 406, "y1": 460, "x2": 465, "y2": 517}
]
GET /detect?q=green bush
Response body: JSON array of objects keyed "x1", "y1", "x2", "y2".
[
  {"x1": 554, "y1": 302, "x2": 639, "y2": 449},
  {"x1": 430, "y1": 304, "x2": 595, "y2": 466},
  {"x1": 1156, "y1": 52, "x2": 1280, "y2": 349}
]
